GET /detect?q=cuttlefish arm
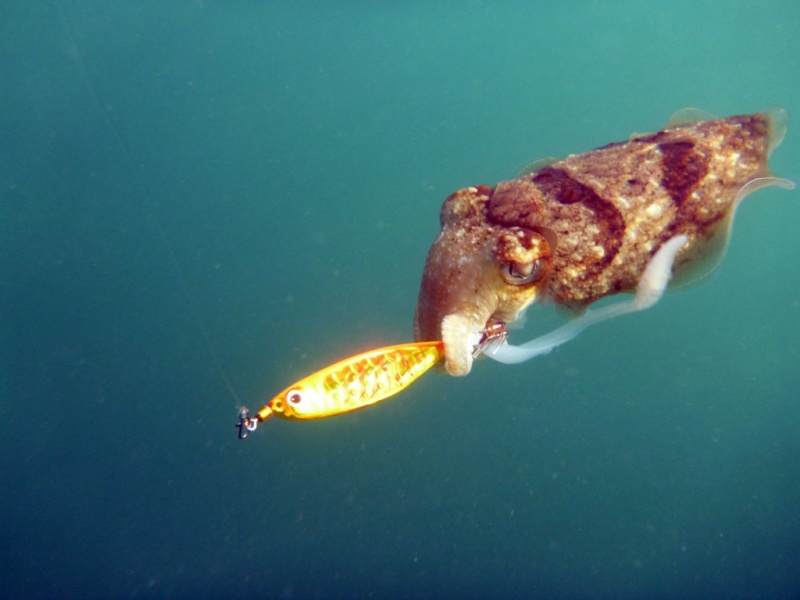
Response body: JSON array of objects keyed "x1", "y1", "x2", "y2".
[{"x1": 414, "y1": 108, "x2": 795, "y2": 376}]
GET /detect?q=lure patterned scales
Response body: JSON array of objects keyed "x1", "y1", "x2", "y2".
[{"x1": 255, "y1": 341, "x2": 444, "y2": 423}]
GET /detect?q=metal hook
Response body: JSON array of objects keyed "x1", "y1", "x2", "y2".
[
  {"x1": 236, "y1": 406, "x2": 259, "y2": 439},
  {"x1": 473, "y1": 320, "x2": 508, "y2": 358}
]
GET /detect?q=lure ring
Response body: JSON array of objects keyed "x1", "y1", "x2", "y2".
[{"x1": 236, "y1": 406, "x2": 259, "y2": 439}]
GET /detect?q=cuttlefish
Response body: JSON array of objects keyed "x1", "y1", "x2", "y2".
[{"x1": 414, "y1": 108, "x2": 795, "y2": 376}]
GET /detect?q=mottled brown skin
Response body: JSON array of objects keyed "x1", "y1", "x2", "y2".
[{"x1": 415, "y1": 111, "x2": 785, "y2": 376}]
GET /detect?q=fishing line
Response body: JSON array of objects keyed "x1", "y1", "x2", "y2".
[{"x1": 58, "y1": 4, "x2": 244, "y2": 407}]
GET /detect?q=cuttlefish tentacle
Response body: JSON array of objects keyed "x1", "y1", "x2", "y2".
[{"x1": 486, "y1": 234, "x2": 687, "y2": 364}]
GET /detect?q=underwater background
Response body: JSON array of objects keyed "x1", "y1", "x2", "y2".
[{"x1": 2, "y1": 1, "x2": 799, "y2": 598}]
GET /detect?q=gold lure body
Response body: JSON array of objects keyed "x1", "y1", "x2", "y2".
[{"x1": 255, "y1": 341, "x2": 444, "y2": 424}]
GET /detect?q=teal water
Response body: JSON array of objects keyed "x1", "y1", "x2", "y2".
[{"x1": 3, "y1": 1, "x2": 799, "y2": 598}]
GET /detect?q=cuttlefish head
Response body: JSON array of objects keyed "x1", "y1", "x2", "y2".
[{"x1": 414, "y1": 185, "x2": 554, "y2": 376}]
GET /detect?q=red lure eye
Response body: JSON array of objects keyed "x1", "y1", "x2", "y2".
[{"x1": 287, "y1": 390, "x2": 303, "y2": 404}]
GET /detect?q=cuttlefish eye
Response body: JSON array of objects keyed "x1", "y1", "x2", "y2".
[
  {"x1": 501, "y1": 258, "x2": 548, "y2": 285},
  {"x1": 495, "y1": 227, "x2": 552, "y2": 286}
]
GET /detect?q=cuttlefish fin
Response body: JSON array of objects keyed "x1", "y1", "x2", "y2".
[
  {"x1": 664, "y1": 107, "x2": 718, "y2": 129},
  {"x1": 517, "y1": 156, "x2": 561, "y2": 177},
  {"x1": 628, "y1": 108, "x2": 718, "y2": 140},
  {"x1": 670, "y1": 175, "x2": 796, "y2": 289},
  {"x1": 764, "y1": 106, "x2": 788, "y2": 156},
  {"x1": 661, "y1": 107, "x2": 787, "y2": 152},
  {"x1": 670, "y1": 107, "x2": 794, "y2": 289},
  {"x1": 486, "y1": 235, "x2": 688, "y2": 364}
]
